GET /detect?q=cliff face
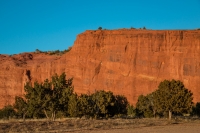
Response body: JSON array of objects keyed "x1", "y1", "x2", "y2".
[{"x1": 0, "y1": 29, "x2": 200, "y2": 108}]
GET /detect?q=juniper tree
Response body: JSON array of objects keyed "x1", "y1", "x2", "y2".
[
  {"x1": 20, "y1": 72, "x2": 74, "y2": 120},
  {"x1": 113, "y1": 95, "x2": 128, "y2": 116},
  {"x1": 68, "y1": 93, "x2": 79, "y2": 117},
  {"x1": 193, "y1": 102, "x2": 200, "y2": 117},
  {"x1": 14, "y1": 96, "x2": 28, "y2": 120},
  {"x1": 45, "y1": 73, "x2": 74, "y2": 120},
  {"x1": 136, "y1": 94, "x2": 155, "y2": 118},
  {"x1": 0, "y1": 105, "x2": 16, "y2": 119},
  {"x1": 78, "y1": 94, "x2": 94, "y2": 118},
  {"x1": 91, "y1": 90, "x2": 116, "y2": 118},
  {"x1": 153, "y1": 79, "x2": 193, "y2": 120}
]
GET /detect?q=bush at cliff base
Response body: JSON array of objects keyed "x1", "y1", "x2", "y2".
[{"x1": 136, "y1": 79, "x2": 193, "y2": 119}]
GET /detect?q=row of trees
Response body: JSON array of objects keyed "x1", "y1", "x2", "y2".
[
  {"x1": 0, "y1": 73, "x2": 199, "y2": 120},
  {"x1": 3, "y1": 73, "x2": 128, "y2": 120}
]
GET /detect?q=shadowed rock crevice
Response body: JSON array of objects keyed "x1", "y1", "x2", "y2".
[
  {"x1": 95, "y1": 62, "x2": 101, "y2": 75},
  {"x1": 25, "y1": 70, "x2": 31, "y2": 81}
]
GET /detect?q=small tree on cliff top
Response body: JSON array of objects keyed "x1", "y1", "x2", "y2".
[
  {"x1": 153, "y1": 79, "x2": 193, "y2": 120},
  {"x1": 98, "y1": 27, "x2": 102, "y2": 30}
]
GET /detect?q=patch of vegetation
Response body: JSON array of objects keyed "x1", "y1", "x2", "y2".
[
  {"x1": 35, "y1": 47, "x2": 72, "y2": 55},
  {"x1": 0, "y1": 77, "x2": 197, "y2": 121},
  {"x1": 0, "y1": 105, "x2": 16, "y2": 119},
  {"x1": 98, "y1": 27, "x2": 102, "y2": 30},
  {"x1": 127, "y1": 104, "x2": 136, "y2": 117},
  {"x1": 191, "y1": 102, "x2": 200, "y2": 117},
  {"x1": 136, "y1": 79, "x2": 193, "y2": 120},
  {"x1": 10, "y1": 73, "x2": 128, "y2": 121}
]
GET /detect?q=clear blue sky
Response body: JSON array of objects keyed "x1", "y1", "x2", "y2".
[{"x1": 0, "y1": 0, "x2": 200, "y2": 55}]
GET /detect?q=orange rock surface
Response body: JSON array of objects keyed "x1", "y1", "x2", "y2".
[{"x1": 0, "y1": 29, "x2": 200, "y2": 108}]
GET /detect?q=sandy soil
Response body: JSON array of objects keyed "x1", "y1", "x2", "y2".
[
  {"x1": 85, "y1": 123, "x2": 200, "y2": 133},
  {"x1": 0, "y1": 118, "x2": 199, "y2": 133}
]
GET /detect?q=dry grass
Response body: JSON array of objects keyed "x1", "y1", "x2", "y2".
[{"x1": 0, "y1": 117, "x2": 200, "y2": 133}]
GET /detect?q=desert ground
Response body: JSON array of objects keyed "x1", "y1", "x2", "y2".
[{"x1": 0, "y1": 117, "x2": 200, "y2": 133}]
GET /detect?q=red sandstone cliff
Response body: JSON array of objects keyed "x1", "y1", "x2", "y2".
[{"x1": 0, "y1": 29, "x2": 200, "y2": 108}]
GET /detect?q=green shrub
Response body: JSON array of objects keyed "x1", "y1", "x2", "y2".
[
  {"x1": 191, "y1": 102, "x2": 200, "y2": 117},
  {"x1": 0, "y1": 105, "x2": 16, "y2": 119},
  {"x1": 98, "y1": 27, "x2": 102, "y2": 30},
  {"x1": 127, "y1": 104, "x2": 136, "y2": 117}
]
